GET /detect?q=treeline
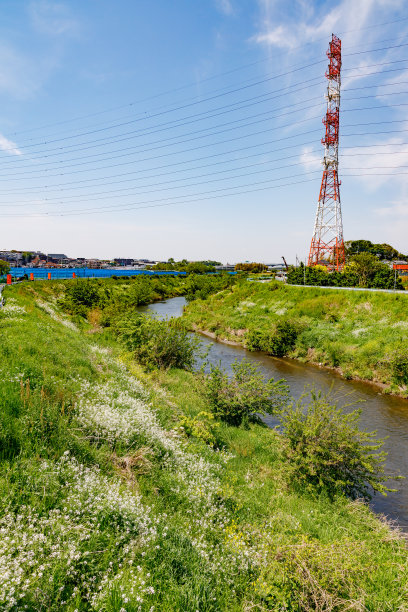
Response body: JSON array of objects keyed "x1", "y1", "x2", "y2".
[
  {"x1": 287, "y1": 253, "x2": 404, "y2": 290},
  {"x1": 345, "y1": 239, "x2": 407, "y2": 261},
  {"x1": 148, "y1": 258, "x2": 221, "y2": 273},
  {"x1": 234, "y1": 262, "x2": 267, "y2": 272}
]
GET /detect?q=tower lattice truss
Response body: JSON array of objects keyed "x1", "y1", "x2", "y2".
[{"x1": 308, "y1": 34, "x2": 345, "y2": 271}]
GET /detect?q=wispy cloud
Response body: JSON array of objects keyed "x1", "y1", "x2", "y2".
[
  {"x1": 215, "y1": 0, "x2": 234, "y2": 16},
  {"x1": 252, "y1": 0, "x2": 404, "y2": 52},
  {"x1": 29, "y1": 1, "x2": 80, "y2": 37},
  {"x1": 376, "y1": 199, "x2": 408, "y2": 217},
  {"x1": 300, "y1": 146, "x2": 321, "y2": 170},
  {"x1": 0, "y1": 134, "x2": 22, "y2": 156}
]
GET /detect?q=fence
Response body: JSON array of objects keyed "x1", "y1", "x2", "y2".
[{"x1": 9, "y1": 268, "x2": 187, "y2": 280}]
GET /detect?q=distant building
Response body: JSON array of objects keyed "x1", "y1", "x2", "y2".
[
  {"x1": 214, "y1": 264, "x2": 235, "y2": 272},
  {"x1": 114, "y1": 258, "x2": 134, "y2": 266}
]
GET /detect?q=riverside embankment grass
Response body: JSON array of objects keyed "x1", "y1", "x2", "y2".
[
  {"x1": 1, "y1": 279, "x2": 408, "y2": 610},
  {"x1": 182, "y1": 280, "x2": 408, "y2": 397}
]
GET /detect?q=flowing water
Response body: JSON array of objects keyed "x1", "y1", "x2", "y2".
[{"x1": 139, "y1": 296, "x2": 408, "y2": 530}]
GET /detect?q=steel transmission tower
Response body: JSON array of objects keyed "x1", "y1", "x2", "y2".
[{"x1": 308, "y1": 34, "x2": 345, "y2": 271}]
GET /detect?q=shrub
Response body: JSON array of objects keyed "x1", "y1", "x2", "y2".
[
  {"x1": 246, "y1": 320, "x2": 299, "y2": 357},
  {"x1": 278, "y1": 390, "x2": 394, "y2": 500},
  {"x1": 114, "y1": 314, "x2": 199, "y2": 370},
  {"x1": 246, "y1": 328, "x2": 268, "y2": 351},
  {"x1": 176, "y1": 411, "x2": 219, "y2": 446},
  {"x1": 184, "y1": 274, "x2": 235, "y2": 302},
  {"x1": 205, "y1": 359, "x2": 289, "y2": 426},
  {"x1": 267, "y1": 320, "x2": 299, "y2": 357},
  {"x1": 391, "y1": 350, "x2": 408, "y2": 385},
  {"x1": 59, "y1": 279, "x2": 108, "y2": 315},
  {"x1": 0, "y1": 259, "x2": 10, "y2": 275}
]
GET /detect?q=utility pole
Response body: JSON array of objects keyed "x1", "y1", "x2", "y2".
[{"x1": 308, "y1": 34, "x2": 345, "y2": 271}]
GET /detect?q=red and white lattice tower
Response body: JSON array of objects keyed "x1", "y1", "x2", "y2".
[{"x1": 308, "y1": 34, "x2": 345, "y2": 271}]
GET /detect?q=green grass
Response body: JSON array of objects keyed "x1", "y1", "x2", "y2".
[
  {"x1": 182, "y1": 280, "x2": 408, "y2": 396},
  {"x1": 0, "y1": 279, "x2": 408, "y2": 610}
]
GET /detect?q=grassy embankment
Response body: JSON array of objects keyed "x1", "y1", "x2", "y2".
[
  {"x1": 182, "y1": 280, "x2": 408, "y2": 397},
  {"x1": 1, "y1": 279, "x2": 408, "y2": 610}
]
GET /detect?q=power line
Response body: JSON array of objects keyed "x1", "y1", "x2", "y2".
[
  {"x1": 4, "y1": 164, "x2": 408, "y2": 219},
  {"x1": 1, "y1": 86, "x2": 408, "y2": 182},
  {"x1": 1, "y1": 72, "x2": 407, "y2": 173},
  {"x1": 6, "y1": 25, "x2": 408, "y2": 140},
  {"x1": 2, "y1": 47, "x2": 408, "y2": 154}
]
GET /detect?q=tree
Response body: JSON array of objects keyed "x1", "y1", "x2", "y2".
[
  {"x1": 279, "y1": 390, "x2": 394, "y2": 500},
  {"x1": 22, "y1": 252, "x2": 33, "y2": 265},
  {"x1": 205, "y1": 359, "x2": 289, "y2": 426},
  {"x1": 0, "y1": 260, "x2": 10, "y2": 276},
  {"x1": 234, "y1": 262, "x2": 267, "y2": 273},
  {"x1": 345, "y1": 239, "x2": 407, "y2": 261},
  {"x1": 346, "y1": 253, "x2": 385, "y2": 287}
]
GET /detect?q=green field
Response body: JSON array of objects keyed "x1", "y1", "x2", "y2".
[
  {"x1": 1, "y1": 279, "x2": 408, "y2": 610},
  {"x1": 183, "y1": 280, "x2": 408, "y2": 397}
]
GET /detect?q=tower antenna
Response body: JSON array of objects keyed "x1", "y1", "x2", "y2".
[{"x1": 308, "y1": 34, "x2": 345, "y2": 271}]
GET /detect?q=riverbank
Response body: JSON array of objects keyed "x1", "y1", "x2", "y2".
[
  {"x1": 1, "y1": 280, "x2": 408, "y2": 609},
  {"x1": 182, "y1": 281, "x2": 408, "y2": 398}
]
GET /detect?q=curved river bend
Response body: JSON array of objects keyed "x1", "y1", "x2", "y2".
[{"x1": 140, "y1": 296, "x2": 408, "y2": 531}]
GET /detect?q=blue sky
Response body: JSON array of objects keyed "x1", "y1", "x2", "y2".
[{"x1": 0, "y1": 0, "x2": 407, "y2": 262}]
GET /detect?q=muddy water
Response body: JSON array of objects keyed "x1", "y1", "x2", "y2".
[{"x1": 140, "y1": 297, "x2": 408, "y2": 530}]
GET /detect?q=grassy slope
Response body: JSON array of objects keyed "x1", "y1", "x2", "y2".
[
  {"x1": 183, "y1": 280, "x2": 408, "y2": 396},
  {"x1": 1, "y1": 280, "x2": 408, "y2": 611}
]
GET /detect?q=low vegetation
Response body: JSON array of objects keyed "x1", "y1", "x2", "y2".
[
  {"x1": 183, "y1": 280, "x2": 408, "y2": 396},
  {"x1": 287, "y1": 254, "x2": 404, "y2": 290},
  {"x1": 1, "y1": 277, "x2": 407, "y2": 610}
]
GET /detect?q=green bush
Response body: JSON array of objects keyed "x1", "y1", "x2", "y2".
[
  {"x1": 184, "y1": 274, "x2": 236, "y2": 302},
  {"x1": 59, "y1": 279, "x2": 108, "y2": 315},
  {"x1": 279, "y1": 390, "x2": 394, "y2": 500},
  {"x1": 268, "y1": 320, "x2": 299, "y2": 357},
  {"x1": 205, "y1": 359, "x2": 289, "y2": 426},
  {"x1": 391, "y1": 350, "x2": 408, "y2": 385},
  {"x1": 114, "y1": 313, "x2": 199, "y2": 370},
  {"x1": 176, "y1": 411, "x2": 219, "y2": 446},
  {"x1": 0, "y1": 259, "x2": 10, "y2": 275},
  {"x1": 246, "y1": 320, "x2": 299, "y2": 357}
]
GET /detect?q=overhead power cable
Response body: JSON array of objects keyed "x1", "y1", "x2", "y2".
[
  {"x1": 1, "y1": 172, "x2": 324, "y2": 217},
  {"x1": 1, "y1": 73, "x2": 407, "y2": 172},
  {"x1": 7, "y1": 19, "x2": 408, "y2": 137},
  {"x1": 1, "y1": 113, "x2": 408, "y2": 196},
  {"x1": 4, "y1": 163, "x2": 408, "y2": 219},
  {"x1": 1, "y1": 88, "x2": 407, "y2": 182},
  {"x1": 2, "y1": 48, "x2": 408, "y2": 153}
]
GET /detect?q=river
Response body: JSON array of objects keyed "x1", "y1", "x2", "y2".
[{"x1": 140, "y1": 296, "x2": 408, "y2": 531}]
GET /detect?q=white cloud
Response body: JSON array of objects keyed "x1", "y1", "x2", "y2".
[
  {"x1": 252, "y1": 0, "x2": 404, "y2": 55},
  {"x1": 215, "y1": 0, "x2": 234, "y2": 16},
  {"x1": 0, "y1": 134, "x2": 22, "y2": 156},
  {"x1": 29, "y1": 1, "x2": 79, "y2": 37},
  {"x1": 376, "y1": 200, "x2": 408, "y2": 216},
  {"x1": 341, "y1": 134, "x2": 408, "y2": 190},
  {"x1": 300, "y1": 146, "x2": 321, "y2": 170},
  {"x1": 0, "y1": 43, "x2": 43, "y2": 98}
]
